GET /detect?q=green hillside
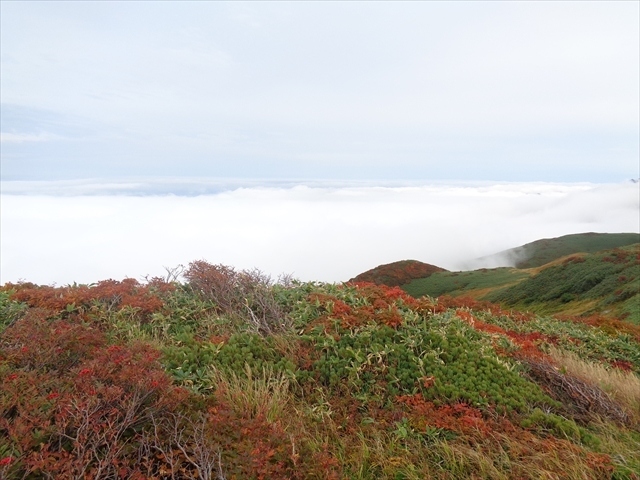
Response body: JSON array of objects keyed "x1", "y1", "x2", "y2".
[
  {"x1": 488, "y1": 244, "x2": 640, "y2": 324},
  {"x1": 404, "y1": 244, "x2": 640, "y2": 325},
  {"x1": 486, "y1": 232, "x2": 640, "y2": 269},
  {"x1": 2, "y1": 262, "x2": 639, "y2": 479},
  {"x1": 403, "y1": 267, "x2": 529, "y2": 299}
]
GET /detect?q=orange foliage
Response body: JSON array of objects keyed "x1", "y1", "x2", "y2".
[
  {"x1": 437, "y1": 295, "x2": 536, "y2": 323},
  {"x1": 7, "y1": 278, "x2": 171, "y2": 320},
  {"x1": 454, "y1": 309, "x2": 553, "y2": 360},
  {"x1": 396, "y1": 394, "x2": 492, "y2": 437},
  {"x1": 307, "y1": 283, "x2": 415, "y2": 332},
  {"x1": 555, "y1": 313, "x2": 640, "y2": 342},
  {"x1": 350, "y1": 282, "x2": 419, "y2": 309}
]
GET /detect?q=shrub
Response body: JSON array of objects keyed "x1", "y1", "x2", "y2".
[
  {"x1": 522, "y1": 357, "x2": 630, "y2": 424},
  {"x1": 0, "y1": 290, "x2": 27, "y2": 333},
  {"x1": 6, "y1": 278, "x2": 169, "y2": 324},
  {"x1": 521, "y1": 408, "x2": 581, "y2": 441},
  {"x1": 0, "y1": 305, "x2": 191, "y2": 479},
  {"x1": 184, "y1": 261, "x2": 291, "y2": 334}
]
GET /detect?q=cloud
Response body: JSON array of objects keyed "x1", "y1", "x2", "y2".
[
  {"x1": 0, "y1": 132, "x2": 63, "y2": 143},
  {"x1": 1, "y1": 181, "x2": 638, "y2": 286}
]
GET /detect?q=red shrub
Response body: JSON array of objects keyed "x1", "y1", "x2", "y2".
[{"x1": 9, "y1": 278, "x2": 168, "y2": 322}]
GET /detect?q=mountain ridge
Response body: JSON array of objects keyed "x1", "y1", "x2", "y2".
[{"x1": 352, "y1": 232, "x2": 640, "y2": 324}]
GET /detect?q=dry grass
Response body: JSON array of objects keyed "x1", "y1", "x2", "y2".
[
  {"x1": 524, "y1": 253, "x2": 587, "y2": 275},
  {"x1": 548, "y1": 346, "x2": 640, "y2": 422},
  {"x1": 208, "y1": 364, "x2": 291, "y2": 423}
]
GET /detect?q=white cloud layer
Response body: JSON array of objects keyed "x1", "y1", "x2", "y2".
[{"x1": 1, "y1": 181, "x2": 638, "y2": 286}]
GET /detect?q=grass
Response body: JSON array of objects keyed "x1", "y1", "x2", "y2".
[
  {"x1": 487, "y1": 244, "x2": 640, "y2": 324},
  {"x1": 402, "y1": 243, "x2": 640, "y2": 326},
  {"x1": 548, "y1": 346, "x2": 640, "y2": 422},
  {"x1": 208, "y1": 364, "x2": 292, "y2": 423},
  {"x1": 402, "y1": 267, "x2": 529, "y2": 299},
  {"x1": 487, "y1": 232, "x2": 640, "y2": 269},
  {"x1": 2, "y1": 263, "x2": 640, "y2": 479}
]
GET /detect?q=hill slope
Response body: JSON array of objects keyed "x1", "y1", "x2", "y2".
[
  {"x1": 1, "y1": 269, "x2": 639, "y2": 479},
  {"x1": 479, "y1": 232, "x2": 640, "y2": 269},
  {"x1": 487, "y1": 244, "x2": 640, "y2": 323},
  {"x1": 349, "y1": 259, "x2": 446, "y2": 287},
  {"x1": 402, "y1": 266, "x2": 529, "y2": 299},
  {"x1": 1, "y1": 234, "x2": 639, "y2": 478},
  {"x1": 404, "y1": 244, "x2": 640, "y2": 324}
]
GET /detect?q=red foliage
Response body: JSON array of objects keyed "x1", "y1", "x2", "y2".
[
  {"x1": 349, "y1": 260, "x2": 446, "y2": 287},
  {"x1": 454, "y1": 309, "x2": 552, "y2": 360},
  {"x1": 0, "y1": 313, "x2": 185, "y2": 479},
  {"x1": 396, "y1": 394, "x2": 492, "y2": 437},
  {"x1": 436, "y1": 295, "x2": 538, "y2": 325},
  {"x1": 8, "y1": 278, "x2": 170, "y2": 321},
  {"x1": 610, "y1": 359, "x2": 634, "y2": 372},
  {"x1": 555, "y1": 313, "x2": 640, "y2": 342},
  {"x1": 602, "y1": 248, "x2": 632, "y2": 264},
  {"x1": 306, "y1": 284, "x2": 416, "y2": 333},
  {"x1": 2, "y1": 314, "x2": 105, "y2": 371},
  {"x1": 203, "y1": 397, "x2": 341, "y2": 480}
]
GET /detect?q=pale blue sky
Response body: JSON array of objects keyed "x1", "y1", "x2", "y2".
[{"x1": 1, "y1": 1, "x2": 639, "y2": 182}]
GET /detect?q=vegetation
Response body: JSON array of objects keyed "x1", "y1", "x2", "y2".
[
  {"x1": 482, "y1": 232, "x2": 640, "y2": 269},
  {"x1": 403, "y1": 241, "x2": 639, "y2": 325},
  {"x1": 403, "y1": 267, "x2": 529, "y2": 299},
  {"x1": 488, "y1": 244, "x2": 640, "y2": 324},
  {"x1": 349, "y1": 260, "x2": 446, "y2": 287},
  {"x1": 1, "y1": 259, "x2": 639, "y2": 479}
]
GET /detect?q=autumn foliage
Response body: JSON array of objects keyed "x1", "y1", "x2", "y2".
[
  {"x1": 349, "y1": 259, "x2": 446, "y2": 287},
  {"x1": 1, "y1": 261, "x2": 638, "y2": 479}
]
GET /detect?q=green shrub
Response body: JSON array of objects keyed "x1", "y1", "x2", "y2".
[
  {"x1": 0, "y1": 290, "x2": 27, "y2": 333},
  {"x1": 521, "y1": 408, "x2": 581, "y2": 441}
]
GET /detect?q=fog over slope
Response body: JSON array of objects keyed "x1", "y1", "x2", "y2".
[{"x1": 1, "y1": 180, "x2": 638, "y2": 285}]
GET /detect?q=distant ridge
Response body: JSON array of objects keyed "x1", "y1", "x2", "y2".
[
  {"x1": 349, "y1": 260, "x2": 447, "y2": 287},
  {"x1": 477, "y1": 232, "x2": 640, "y2": 269}
]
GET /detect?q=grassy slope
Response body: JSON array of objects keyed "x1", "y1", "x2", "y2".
[
  {"x1": 487, "y1": 232, "x2": 640, "y2": 269},
  {"x1": 402, "y1": 235, "x2": 640, "y2": 324},
  {"x1": 487, "y1": 244, "x2": 640, "y2": 324},
  {"x1": 2, "y1": 270, "x2": 640, "y2": 479},
  {"x1": 403, "y1": 267, "x2": 529, "y2": 299}
]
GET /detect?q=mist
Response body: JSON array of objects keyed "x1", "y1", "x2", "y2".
[{"x1": 1, "y1": 180, "x2": 638, "y2": 286}]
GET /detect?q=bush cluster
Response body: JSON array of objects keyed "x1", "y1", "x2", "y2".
[
  {"x1": 2, "y1": 268, "x2": 639, "y2": 479},
  {"x1": 184, "y1": 261, "x2": 291, "y2": 334},
  {"x1": 305, "y1": 309, "x2": 554, "y2": 413},
  {"x1": 213, "y1": 332, "x2": 295, "y2": 376}
]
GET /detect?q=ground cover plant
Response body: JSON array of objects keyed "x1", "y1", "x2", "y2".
[
  {"x1": 349, "y1": 260, "x2": 446, "y2": 287},
  {"x1": 1, "y1": 261, "x2": 639, "y2": 479},
  {"x1": 403, "y1": 243, "x2": 640, "y2": 325},
  {"x1": 487, "y1": 244, "x2": 640, "y2": 324},
  {"x1": 482, "y1": 232, "x2": 640, "y2": 269},
  {"x1": 403, "y1": 267, "x2": 529, "y2": 299}
]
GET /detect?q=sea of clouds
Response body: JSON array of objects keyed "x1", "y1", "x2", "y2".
[{"x1": 1, "y1": 179, "x2": 638, "y2": 286}]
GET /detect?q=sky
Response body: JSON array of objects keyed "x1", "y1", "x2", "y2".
[
  {"x1": 1, "y1": 2, "x2": 639, "y2": 285},
  {"x1": 1, "y1": 1, "x2": 639, "y2": 182}
]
